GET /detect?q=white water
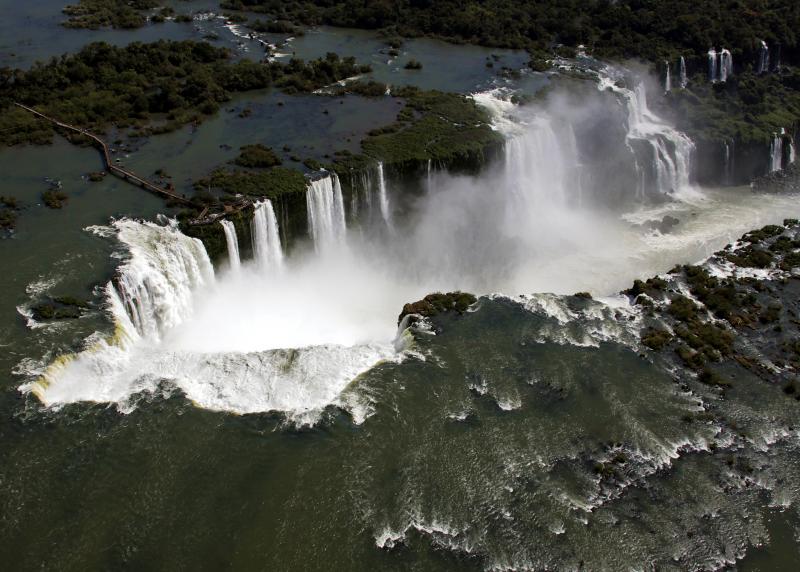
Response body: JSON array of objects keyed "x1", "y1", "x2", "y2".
[
  {"x1": 770, "y1": 132, "x2": 784, "y2": 173},
  {"x1": 597, "y1": 67, "x2": 697, "y2": 199},
  {"x1": 220, "y1": 219, "x2": 241, "y2": 272},
  {"x1": 307, "y1": 173, "x2": 347, "y2": 252},
  {"x1": 708, "y1": 49, "x2": 718, "y2": 82},
  {"x1": 664, "y1": 62, "x2": 671, "y2": 93},
  {"x1": 376, "y1": 162, "x2": 392, "y2": 226},
  {"x1": 252, "y1": 199, "x2": 284, "y2": 272},
  {"x1": 679, "y1": 57, "x2": 688, "y2": 89},
  {"x1": 720, "y1": 49, "x2": 733, "y2": 82},
  {"x1": 25, "y1": 71, "x2": 800, "y2": 422},
  {"x1": 758, "y1": 40, "x2": 770, "y2": 74}
]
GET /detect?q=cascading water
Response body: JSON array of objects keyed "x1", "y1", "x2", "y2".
[
  {"x1": 719, "y1": 49, "x2": 733, "y2": 82},
  {"x1": 724, "y1": 140, "x2": 735, "y2": 185},
  {"x1": 757, "y1": 40, "x2": 770, "y2": 74},
  {"x1": 306, "y1": 173, "x2": 347, "y2": 251},
  {"x1": 114, "y1": 220, "x2": 215, "y2": 342},
  {"x1": 664, "y1": 62, "x2": 671, "y2": 93},
  {"x1": 597, "y1": 68, "x2": 696, "y2": 198},
  {"x1": 220, "y1": 219, "x2": 241, "y2": 272},
  {"x1": 252, "y1": 199, "x2": 284, "y2": 271},
  {"x1": 708, "y1": 48, "x2": 718, "y2": 82},
  {"x1": 376, "y1": 162, "x2": 392, "y2": 226},
  {"x1": 503, "y1": 117, "x2": 573, "y2": 210},
  {"x1": 679, "y1": 57, "x2": 688, "y2": 89},
  {"x1": 789, "y1": 136, "x2": 796, "y2": 166},
  {"x1": 770, "y1": 132, "x2": 783, "y2": 173}
]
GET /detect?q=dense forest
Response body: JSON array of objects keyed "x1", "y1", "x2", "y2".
[
  {"x1": 223, "y1": 0, "x2": 800, "y2": 65},
  {"x1": 0, "y1": 42, "x2": 370, "y2": 145}
]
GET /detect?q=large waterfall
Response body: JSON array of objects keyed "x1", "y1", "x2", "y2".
[
  {"x1": 252, "y1": 199, "x2": 284, "y2": 271},
  {"x1": 220, "y1": 220, "x2": 241, "y2": 272},
  {"x1": 307, "y1": 173, "x2": 347, "y2": 251},
  {"x1": 109, "y1": 221, "x2": 215, "y2": 344},
  {"x1": 598, "y1": 68, "x2": 695, "y2": 198}
]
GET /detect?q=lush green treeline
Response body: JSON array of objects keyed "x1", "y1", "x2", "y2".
[
  {"x1": 0, "y1": 41, "x2": 370, "y2": 145},
  {"x1": 223, "y1": 0, "x2": 799, "y2": 64},
  {"x1": 62, "y1": 0, "x2": 160, "y2": 29}
]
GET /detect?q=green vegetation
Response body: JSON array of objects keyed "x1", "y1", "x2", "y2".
[
  {"x1": 62, "y1": 0, "x2": 159, "y2": 30},
  {"x1": 332, "y1": 87, "x2": 500, "y2": 172},
  {"x1": 234, "y1": 144, "x2": 283, "y2": 168},
  {"x1": 31, "y1": 296, "x2": 90, "y2": 321},
  {"x1": 667, "y1": 70, "x2": 800, "y2": 147},
  {"x1": 195, "y1": 167, "x2": 307, "y2": 201},
  {"x1": 221, "y1": 0, "x2": 800, "y2": 63},
  {"x1": 0, "y1": 195, "x2": 19, "y2": 231},
  {"x1": 398, "y1": 292, "x2": 477, "y2": 325},
  {"x1": 0, "y1": 42, "x2": 371, "y2": 146},
  {"x1": 42, "y1": 190, "x2": 68, "y2": 209}
]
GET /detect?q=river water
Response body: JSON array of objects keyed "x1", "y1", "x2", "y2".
[{"x1": 1, "y1": 4, "x2": 800, "y2": 570}]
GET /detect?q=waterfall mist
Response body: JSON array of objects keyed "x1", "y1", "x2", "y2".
[{"x1": 28, "y1": 66, "x2": 800, "y2": 419}]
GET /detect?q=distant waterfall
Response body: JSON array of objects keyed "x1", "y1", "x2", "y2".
[
  {"x1": 664, "y1": 62, "x2": 671, "y2": 92},
  {"x1": 307, "y1": 173, "x2": 347, "y2": 251},
  {"x1": 770, "y1": 133, "x2": 783, "y2": 173},
  {"x1": 757, "y1": 41, "x2": 770, "y2": 74},
  {"x1": 719, "y1": 49, "x2": 733, "y2": 82},
  {"x1": 111, "y1": 220, "x2": 214, "y2": 342},
  {"x1": 708, "y1": 49, "x2": 718, "y2": 81},
  {"x1": 252, "y1": 199, "x2": 284, "y2": 271},
  {"x1": 724, "y1": 140, "x2": 735, "y2": 185},
  {"x1": 349, "y1": 164, "x2": 392, "y2": 229},
  {"x1": 789, "y1": 137, "x2": 796, "y2": 166},
  {"x1": 598, "y1": 69, "x2": 695, "y2": 198},
  {"x1": 376, "y1": 162, "x2": 392, "y2": 226},
  {"x1": 219, "y1": 220, "x2": 241, "y2": 272},
  {"x1": 679, "y1": 57, "x2": 688, "y2": 89},
  {"x1": 426, "y1": 159, "x2": 433, "y2": 192}
]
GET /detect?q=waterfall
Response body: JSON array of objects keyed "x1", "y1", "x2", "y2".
[
  {"x1": 679, "y1": 57, "x2": 688, "y2": 89},
  {"x1": 219, "y1": 220, "x2": 241, "y2": 272},
  {"x1": 426, "y1": 159, "x2": 433, "y2": 192},
  {"x1": 306, "y1": 173, "x2": 347, "y2": 251},
  {"x1": 770, "y1": 132, "x2": 783, "y2": 173},
  {"x1": 251, "y1": 199, "x2": 284, "y2": 271},
  {"x1": 724, "y1": 140, "x2": 735, "y2": 185},
  {"x1": 719, "y1": 49, "x2": 733, "y2": 82},
  {"x1": 598, "y1": 69, "x2": 695, "y2": 198},
  {"x1": 789, "y1": 137, "x2": 796, "y2": 166},
  {"x1": 664, "y1": 62, "x2": 671, "y2": 93},
  {"x1": 708, "y1": 48, "x2": 718, "y2": 81},
  {"x1": 503, "y1": 116, "x2": 573, "y2": 210},
  {"x1": 376, "y1": 161, "x2": 392, "y2": 225},
  {"x1": 112, "y1": 220, "x2": 214, "y2": 342},
  {"x1": 757, "y1": 40, "x2": 769, "y2": 74}
]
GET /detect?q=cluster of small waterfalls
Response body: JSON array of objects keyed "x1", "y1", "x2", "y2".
[
  {"x1": 707, "y1": 48, "x2": 733, "y2": 82},
  {"x1": 770, "y1": 128, "x2": 798, "y2": 173}
]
